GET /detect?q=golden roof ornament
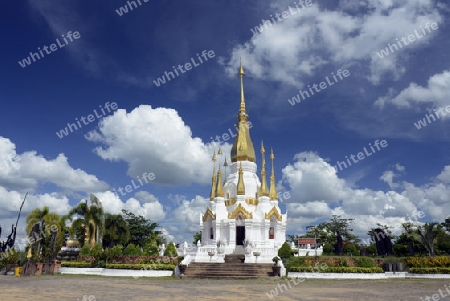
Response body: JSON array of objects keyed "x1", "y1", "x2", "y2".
[
  {"x1": 230, "y1": 60, "x2": 256, "y2": 163},
  {"x1": 237, "y1": 162, "x2": 245, "y2": 195},
  {"x1": 269, "y1": 148, "x2": 278, "y2": 200},
  {"x1": 215, "y1": 166, "x2": 224, "y2": 197},
  {"x1": 259, "y1": 141, "x2": 269, "y2": 197}
]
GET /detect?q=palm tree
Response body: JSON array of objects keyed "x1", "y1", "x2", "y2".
[
  {"x1": 25, "y1": 206, "x2": 62, "y2": 260},
  {"x1": 403, "y1": 222, "x2": 443, "y2": 256},
  {"x1": 102, "y1": 214, "x2": 130, "y2": 249},
  {"x1": 68, "y1": 199, "x2": 104, "y2": 248}
]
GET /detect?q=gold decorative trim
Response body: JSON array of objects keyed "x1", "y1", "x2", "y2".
[
  {"x1": 228, "y1": 203, "x2": 253, "y2": 219},
  {"x1": 202, "y1": 207, "x2": 216, "y2": 222},
  {"x1": 265, "y1": 206, "x2": 282, "y2": 221},
  {"x1": 245, "y1": 197, "x2": 258, "y2": 206},
  {"x1": 225, "y1": 198, "x2": 237, "y2": 207}
]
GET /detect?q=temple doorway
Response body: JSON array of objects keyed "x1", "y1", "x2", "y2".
[{"x1": 236, "y1": 226, "x2": 245, "y2": 245}]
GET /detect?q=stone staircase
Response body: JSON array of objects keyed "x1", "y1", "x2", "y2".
[{"x1": 183, "y1": 254, "x2": 275, "y2": 278}]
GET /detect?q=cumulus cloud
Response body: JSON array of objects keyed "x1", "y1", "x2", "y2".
[
  {"x1": 222, "y1": 0, "x2": 442, "y2": 85},
  {"x1": 85, "y1": 105, "x2": 233, "y2": 186},
  {"x1": 0, "y1": 136, "x2": 109, "y2": 193},
  {"x1": 279, "y1": 151, "x2": 448, "y2": 239},
  {"x1": 90, "y1": 191, "x2": 166, "y2": 221}
]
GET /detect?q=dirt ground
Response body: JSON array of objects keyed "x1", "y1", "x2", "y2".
[{"x1": 0, "y1": 275, "x2": 449, "y2": 301}]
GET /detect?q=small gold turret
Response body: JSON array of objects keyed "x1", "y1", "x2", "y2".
[
  {"x1": 216, "y1": 166, "x2": 224, "y2": 197},
  {"x1": 259, "y1": 141, "x2": 269, "y2": 197},
  {"x1": 223, "y1": 157, "x2": 228, "y2": 185},
  {"x1": 269, "y1": 148, "x2": 278, "y2": 200},
  {"x1": 210, "y1": 151, "x2": 217, "y2": 201},
  {"x1": 230, "y1": 59, "x2": 256, "y2": 163},
  {"x1": 237, "y1": 162, "x2": 245, "y2": 195}
]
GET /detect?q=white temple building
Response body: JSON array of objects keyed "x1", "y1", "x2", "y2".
[{"x1": 193, "y1": 62, "x2": 287, "y2": 264}]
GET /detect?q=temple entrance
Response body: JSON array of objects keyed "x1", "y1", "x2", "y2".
[{"x1": 236, "y1": 226, "x2": 245, "y2": 245}]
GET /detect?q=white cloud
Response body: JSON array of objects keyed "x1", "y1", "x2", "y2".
[
  {"x1": 375, "y1": 70, "x2": 450, "y2": 111},
  {"x1": 223, "y1": 0, "x2": 442, "y2": 86},
  {"x1": 0, "y1": 136, "x2": 109, "y2": 193},
  {"x1": 90, "y1": 191, "x2": 166, "y2": 222},
  {"x1": 86, "y1": 105, "x2": 233, "y2": 186},
  {"x1": 279, "y1": 151, "x2": 447, "y2": 238}
]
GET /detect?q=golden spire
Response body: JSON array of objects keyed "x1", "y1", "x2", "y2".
[
  {"x1": 269, "y1": 148, "x2": 278, "y2": 200},
  {"x1": 216, "y1": 166, "x2": 224, "y2": 197},
  {"x1": 259, "y1": 141, "x2": 269, "y2": 197},
  {"x1": 218, "y1": 147, "x2": 223, "y2": 155},
  {"x1": 230, "y1": 60, "x2": 256, "y2": 163},
  {"x1": 210, "y1": 151, "x2": 217, "y2": 201},
  {"x1": 223, "y1": 157, "x2": 228, "y2": 185},
  {"x1": 237, "y1": 162, "x2": 245, "y2": 195}
]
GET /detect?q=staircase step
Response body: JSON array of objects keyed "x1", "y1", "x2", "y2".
[{"x1": 183, "y1": 261, "x2": 276, "y2": 278}]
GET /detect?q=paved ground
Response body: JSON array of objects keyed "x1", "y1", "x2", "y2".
[{"x1": 0, "y1": 275, "x2": 449, "y2": 300}]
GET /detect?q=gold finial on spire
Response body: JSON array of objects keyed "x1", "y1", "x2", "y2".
[
  {"x1": 238, "y1": 58, "x2": 246, "y2": 119},
  {"x1": 259, "y1": 141, "x2": 269, "y2": 197},
  {"x1": 269, "y1": 148, "x2": 278, "y2": 200},
  {"x1": 218, "y1": 147, "x2": 223, "y2": 155},
  {"x1": 230, "y1": 60, "x2": 256, "y2": 163},
  {"x1": 210, "y1": 151, "x2": 217, "y2": 201},
  {"x1": 237, "y1": 162, "x2": 245, "y2": 195},
  {"x1": 216, "y1": 166, "x2": 224, "y2": 197}
]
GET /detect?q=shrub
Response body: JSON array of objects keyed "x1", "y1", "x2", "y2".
[
  {"x1": 278, "y1": 242, "x2": 292, "y2": 259},
  {"x1": 90, "y1": 244, "x2": 103, "y2": 260},
  {"x1": 405, "y1": 256, "x2": 450, "y2": 268},
  {"x1": 409, "y1": 267, "x2": 450, "y2": 274},
  {"x1": 393, "y1": 244, "x2": 410, "y2": 257},
  {"x1": 0, "y1": 248, "x2": 19, "y2": 264},
  {"x1": 79, "y1": 245, "x2": 91, "y2": 256},
  {"x1": 345, "y1": 244, "x2": 359, "y2": 256},
  {"x1": 61, "y1": 261, "x2": 92, "y2": 268},
  {"x1": 289, "y1": 266, "x2": 383, "y2": 273},
  {"x1": 366, "y1": 244, "x2": 377, "y2": 256},
  {"x1": 106, "y1": 263, "x2": 175, "y2": 270},
  {"x1": 354, "y1": 257, "x2": 376, "y2": 268},
  {"x1": 323, "y1": 243, "x2": 333, "y2": 255},
  {"x1": 164, "y1": 242, "x2": 178, "y2": 257},
  {"x1": 337, "y1": 259, "x2": 348, "y2": 267},
  {"x1": 105, "y1": 245, "x2": 123, "y2": 261},
  {"x1": 144, "y1": 241, "x2": 159, "y2": 256},
  {"x1": 123, "y1": 244, "x2": 143, "y2": 256}
]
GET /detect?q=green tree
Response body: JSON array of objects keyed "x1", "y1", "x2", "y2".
[
  {"x1": 164, "y1": 242, "x2": 178, "y2": 257},
  {"x1": 102, "y1": 214, "x2": 130, "y2": 249},
  {"x1": 402, "y1": 222, "x2": 444, "y2": 256},
  {"x1": 278, "y1": 242, "x2": 292, "y2": 259},
  {"x1": 68, "y1": 198, "x2": 104, "y2": 248},
  {"x1": 303, "y1": 215, "x2": 358, "y2": 247},
  {"x1": 193, "y1": 231, "x2": 202, "y2": 245},
  {"x1": 25, "y1": 206, "x2": 63, "y2": 261},
  {"x1": 122, "y1": 209, "x2": 162, "y2": 248}
]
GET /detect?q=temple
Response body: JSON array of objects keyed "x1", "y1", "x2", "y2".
[{"x1": 194, "y1": 61, "x2": 287, "y2": 263}]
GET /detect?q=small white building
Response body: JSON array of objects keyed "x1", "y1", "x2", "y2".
[{"x1": 194, "y1": 62, "x2": 287, "y2": 264}]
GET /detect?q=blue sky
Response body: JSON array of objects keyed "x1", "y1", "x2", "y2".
[{"x1": 1, "y1": 0, "x2": 450, "y2": 247}]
